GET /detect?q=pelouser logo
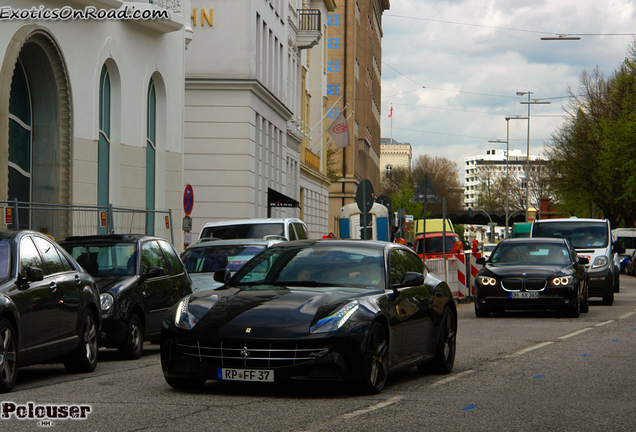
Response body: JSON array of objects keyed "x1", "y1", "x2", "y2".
[{"x1": 1, "y1": 401, "x2": 91, "y2": 421}]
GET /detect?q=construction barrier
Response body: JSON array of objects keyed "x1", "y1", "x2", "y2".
[{"x1": 428, "y1": 252, "x2": 482, "y2": 300}]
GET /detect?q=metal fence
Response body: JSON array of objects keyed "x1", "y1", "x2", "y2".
[{"x1": 0, "y1": 201, "x2": 174, "y2": 243}]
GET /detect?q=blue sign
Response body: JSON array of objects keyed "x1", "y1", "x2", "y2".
[{"x1": 183, "y1": 184, "x2": 194, "y2": 215}]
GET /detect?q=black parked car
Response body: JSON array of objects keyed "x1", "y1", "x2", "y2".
[
  {"x1": 161, "y1": 239, "x2": 457, "y2": 394},
  {"x1": 474, "y1": 238, "x2": 589, "y2": 318},
  {"x1": 61, "y1": 234, "x2": 192, "y2": 359},
  {"x1": 0, "y1": 230, "x2": 100, "y2": 393}
]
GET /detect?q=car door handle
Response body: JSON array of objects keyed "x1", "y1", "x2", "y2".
[
  {"x1": 49, "y1": 281, "x2": 57, "y2": 292},
  {"x1": 75, "y1": 274, "x2": 82, "y2": 284}
]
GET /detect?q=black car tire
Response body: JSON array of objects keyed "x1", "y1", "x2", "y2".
[
  {"x1": 426, "y1": 307, "x2": 457, "y2": 375},
  {"x1": 602, "y1": 292, "x2": 614, "y2": 306},
  {"x1": 614, "y1": 271, "x2": 620, "y2": 293},
  {"x1": 358, "y1": 321, "x2": 388, "y2": 395},
  {"x1": 566, "y1": 289, "x2": 581, "y2": 318},
  {"x1": 165, "y1": 376, "x2": 206, "y2": 390},
  {"x1": 581, "y1": 284, "x2": 590, "y2": 314},
  {"x1": 64, "y1": 309, "x2": 98, "y2": 373},
  {"x1": 0, "y1": 318, "x2": 18, "y2": 393},
  {"x1": 474, "y1": 303, "x2": 490, "y2": 318},
  {"x1": 119, "y1": 313, "x2": 144, "y2": 360}
]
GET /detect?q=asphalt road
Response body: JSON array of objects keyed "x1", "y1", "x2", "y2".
[{"x1": 3, "y1": 276, "x2": 636, "y2": 431}]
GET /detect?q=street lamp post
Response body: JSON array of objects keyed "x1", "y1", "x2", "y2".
[
  {"x1": 517, "y1": 92, "x2": 551, "y2": 222},
  {"x1": 490, "y1": 115, "x2": 527, "y2": 239}
]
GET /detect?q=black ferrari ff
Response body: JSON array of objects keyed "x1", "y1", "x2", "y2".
[
  {"x1": 160, "y1": 239, "x2": 457, "y2": 394},
  {"x1": 474, "y1": 238, "x2": 589, "y2": 317}
]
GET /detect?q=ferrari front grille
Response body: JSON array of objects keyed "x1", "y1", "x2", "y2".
[{"x1": 176, "y1": 340, "x2": 330, "y2": 368}]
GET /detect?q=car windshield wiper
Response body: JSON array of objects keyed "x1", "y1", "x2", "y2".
[{"x1": 272, "y1": 280, "x2": 345, "y2": 287}]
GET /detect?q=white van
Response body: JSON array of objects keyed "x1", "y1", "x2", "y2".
[
  {"x1": 612, "y1": 228, "x2": 636, "y2": 256},
  {"x1": 531, "y1": 218, "x2": 624, "y2": 305},
  {"x1": 198, "y1": 218, "x2": 309, "y2": 243}
]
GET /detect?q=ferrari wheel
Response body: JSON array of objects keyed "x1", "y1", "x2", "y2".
[
  {"x1": 429, "y1": 307, "x2": 457, "y2": 374},
  {"x1": 359, "y1": 322, "x2": 388, "y2": 394}
]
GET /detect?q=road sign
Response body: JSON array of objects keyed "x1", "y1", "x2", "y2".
[
  {"x1": 411, "y1": 174, "x2": 440, "y2": 203},
  {"x1": 356, "y1": 179, "x2": 375, "y2": 213},
  {"x1": 183, "y1": 184, "x2": 194, "y2": 215},
  {"x1": 4, "y1": 207, "x2": 12, "y2": 225}
]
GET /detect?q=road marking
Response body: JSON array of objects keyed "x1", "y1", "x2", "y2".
[
  {"x1": 507, "y1": 341, "x2": 553, "y2": 357},
  {"x1": 461, "y1": 405, "x2": 477, "y2": 411},
  {"x1": 558, "y1": 328, "x2": 593, "y2": 339},
  {"x1": 594, "y1": 320, "x2": 614, "y2": 327},
  {"x1": 533, "y1": 375, "x2": 544, "y2": 379},
  {"x1": 341, "y1": 396, "x2": 404, "y2": 419},
  {"x1": 430, "y1": 369, "x2": 475, "y2": 387},
  {"x1": 619, "y1": 312, "x2": 635, "y2": 319}
]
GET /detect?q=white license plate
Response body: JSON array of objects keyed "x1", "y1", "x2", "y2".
[
  {"x1": 217, "y1": 368, "x2": 274, "y2": 382},
  {"x1": 510, "y1": 292, "x2": 538, "y2": 299}
]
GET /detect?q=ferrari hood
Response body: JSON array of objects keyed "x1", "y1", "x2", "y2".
[{"x1": 186, "y1": 285, "x2": 368, "y2": 339}]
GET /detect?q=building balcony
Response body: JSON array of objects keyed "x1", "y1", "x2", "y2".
[
  {"x1": 121, "y1": 0, "x2": 184, "y2": 33},
  {"x1": 303, "y1": 148, "x2": 321, "y2": 171},
  {"x1": 297, "y1": 9, "x2": 322, "y2": 50}
]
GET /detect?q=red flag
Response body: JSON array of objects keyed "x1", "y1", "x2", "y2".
[{"x1": 388, "y1": 106, "x2": 393, "y2": 118}]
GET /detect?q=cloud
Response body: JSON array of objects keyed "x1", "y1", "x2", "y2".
[{"x1": 381, "y1": 0, "x2": 636, "y2": 178}]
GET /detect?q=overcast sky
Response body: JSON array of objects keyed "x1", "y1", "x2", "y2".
[{"x1": 380, "y1": 0, "x2": 636, "y2": 181}]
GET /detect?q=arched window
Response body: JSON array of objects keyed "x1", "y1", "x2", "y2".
[
  {"x1": 98, "y1": 65, "x2": 110, "y2": 209},
  {"x1": 146, "y1": 79, "x2": 156, "y2": 235},
  {"x1": 8, "y1": 59, "x2": 32, "y2": 204},
  {"x1": 385, "y1": 165, "x2": 393, "y2": 178}
]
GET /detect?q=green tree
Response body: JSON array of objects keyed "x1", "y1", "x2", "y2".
[{"x1": 545, "y1": 44, "x2": 636, "y2": 227}]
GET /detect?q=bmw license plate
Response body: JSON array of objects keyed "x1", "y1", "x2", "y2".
[
  {"x1": 217, "y1": 368, "x2": 274, "y2": 382},
  {"x1": 510, "y1": 292, "x2": 538, "y2": 299}
]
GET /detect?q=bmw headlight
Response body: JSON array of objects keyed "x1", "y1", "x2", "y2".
[
  {"x1": 479, "y1": 276, "x2": 497, "y2": 286},
  {"x1": 175, "y1": 295, "x2": 199, "y2": 330},
  {"x1": 310, "y1": 301, "x2": 359, "y2": 334},
  {"x1": 551, "y1": 276, "x2": 573, "y2": 286},
  {"x1": 100, "y1": 293, "x2": 114, "y2": 312},
  {"x1": 592, "y1": 256, "x2": 608, "y2": 269}
]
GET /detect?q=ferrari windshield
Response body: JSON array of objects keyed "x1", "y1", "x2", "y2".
[{"x1": 231, "y1": 245, "x2": 385, "y2": 289}]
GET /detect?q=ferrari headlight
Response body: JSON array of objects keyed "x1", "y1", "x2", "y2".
[
  {"x1": 479, "y1": 276, "x2": 497, "y2": 286},
  {"x1": 592, "y1": 256, "x2": 608, "y2": 269},
  {"x1": 310, "y1": 301, "x2": 359, "y2": 334},
  {"x1": 100, "y1": 293, "x2": 114, "y2": 312},
  {"x1": 175, "y1": 295, "x2": 199, "y2": 330},
  {"x1": 551, "y1": 276, "x2": 573, "y2": 286}
]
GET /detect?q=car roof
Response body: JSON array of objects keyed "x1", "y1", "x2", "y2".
[
  {"x1": 60, "y1": 234, "x2": 163, "y2": 243},
  {"x1": 267, "y1": 239, "x2": 396, "y2": 251},
  {"x1": 500, "y1": 238, "x2": 568, "y2": 245},
  {"x1": 185, "y1": 238, "x2": 284, "y2": 250},
  {"x1": 201, "y1": 218, "x2": 305, "y2": 228},
  {"x1": 533, "y1": 218, "x2": 608, "y2": 224}
]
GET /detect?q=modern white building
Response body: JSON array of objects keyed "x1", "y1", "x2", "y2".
[
  {"x1": 184, "y1": 0, "x2": 333, "y2": 239},
  {"x1": 380, "y1": 138, "x2": 411, "y2": 178},
  {"x1": 0, "y1": 0, "x2": 188, "y2": 241},
  {"x1": 464, "y1": 148, "x2": 543, "y2": 209}
]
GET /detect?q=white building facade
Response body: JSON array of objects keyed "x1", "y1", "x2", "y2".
[
  {"x1": 464, "y1": 148, "x2": 542, "y2": 209},
  {"x1": 0, "y1": 0, "x2": 188, "y2": 241},
  {"x1": 380, "y1": 138, "x2": 411, "y2": 178},
  {"x1": 184, "y1": 0, "x2": 333, "y2": 239}
]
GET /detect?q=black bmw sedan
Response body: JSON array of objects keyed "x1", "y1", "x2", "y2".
[
  {"x1": 0, "y1": 230, "x2": 100, "y2": 393},
  {"x1": 161, "y1": 239, "x2": 457, "y2": 394},
  {"x1": 474, "y1": 238, "x2": 589, "y2": 318}
]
